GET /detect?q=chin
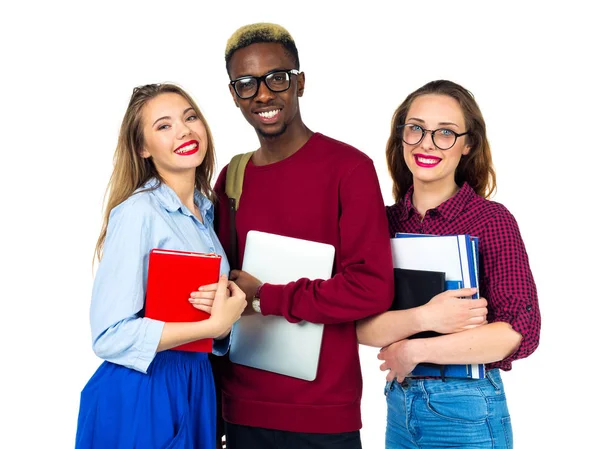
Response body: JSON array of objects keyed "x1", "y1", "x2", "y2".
[{"x1": 257, "y1": 124, "x2": 287, "y2": 139}]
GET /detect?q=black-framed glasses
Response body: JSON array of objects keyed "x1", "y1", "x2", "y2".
[
  {"x1": 230, "y1": 69, "x2": 300, "y2": 99},
  {"x1": 397, "y1": 124, "x2": 470, "y2": 150}
]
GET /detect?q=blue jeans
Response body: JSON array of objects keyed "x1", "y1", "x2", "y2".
[{"x1": 384, "y1": 369, "x2": 513, "y2": 449}]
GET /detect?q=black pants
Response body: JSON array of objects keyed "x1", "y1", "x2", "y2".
[{"x1": 225, "y1": 422, "x2": 362, "y2": 449}]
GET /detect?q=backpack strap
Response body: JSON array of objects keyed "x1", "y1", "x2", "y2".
[
  {"x1": 224, "y1": 151, "x2": 254, "y2": 269},
  {"x1": 225, "y1": 151, "x2": 254, "y2": 211}
]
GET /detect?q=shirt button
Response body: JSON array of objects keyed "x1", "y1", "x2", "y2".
[
  {"x1": 209, "y1": 247, "x2": 215, "y2": 252},
  {"x1": 526, "y1": 305, "x2": 532, "y2": 311}
]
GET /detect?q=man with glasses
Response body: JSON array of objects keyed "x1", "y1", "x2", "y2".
[{"x1": 211, "y1": 23, "x2": 394, "y2": 449}]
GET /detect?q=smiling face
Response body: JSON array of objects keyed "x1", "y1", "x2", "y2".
[
  {"x1": 403, "y1": 94, "x2": 471, "y2": 191},
  {"x1": 139, "y1": 92, "x2": 208, "y2": 178},
  {"x1": 227, "y1": 42, "x2": 304, "y2": 139}
]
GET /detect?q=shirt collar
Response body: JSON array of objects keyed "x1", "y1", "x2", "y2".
[
  {"x1": 399, "y1": 182, "x2": 476, "y2": 222},
  {"x1": 398, "y1": 185, "x2": 416, "y2": 221},
  {"x1": 437, "y1": 182, "x2": 476, "y2": 221},
  {"x1": 141, "y1": 178, "x2": 214, "y2": 224}
]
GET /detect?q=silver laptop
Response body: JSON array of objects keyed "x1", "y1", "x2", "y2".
[{"x1": 229, "y1": 230, "x2": 335, "y2": 381}]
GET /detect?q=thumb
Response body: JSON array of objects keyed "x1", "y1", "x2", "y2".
[
  {"x1": 227, "y1": 280, "x2": 244, "y2": 297},
  {"x1": 229, "y1": 269, "x2": 240, "y2": 280},
  {"x1": 215, "y1": 274, "x2": 228, "y2": 295}
]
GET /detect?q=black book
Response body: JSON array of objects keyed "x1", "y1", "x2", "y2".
[{"x1": 391, "y1": 268, "x2": 446, "y2": 339}]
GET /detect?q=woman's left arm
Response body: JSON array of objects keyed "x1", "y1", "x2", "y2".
[
  {"x1": 379, "y1": 321, "x2": 521, "y2": 381},
  {"x1": 477, "y1": 204, "x2": 541, "y2": 362}
]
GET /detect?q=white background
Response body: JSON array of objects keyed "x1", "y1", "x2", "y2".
[{"x1": 1, "y1": 1, "x2": 598, "y2": 448}]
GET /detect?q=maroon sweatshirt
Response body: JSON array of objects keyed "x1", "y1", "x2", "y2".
[{"x1": 213, "y1": 133, "x2": 394, "y2": 433}]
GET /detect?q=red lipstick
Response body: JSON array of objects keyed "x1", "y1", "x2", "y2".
[
  {"x1": 174, "y1": 140, "x2": 199, "y2": 156},
  {"x1": 414, "y1": 153, "x2": 441, "y2": 168}
]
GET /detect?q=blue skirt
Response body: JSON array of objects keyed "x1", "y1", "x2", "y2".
[{"x1": 76, "y1": 350, "x2": 216, "y2": 449}]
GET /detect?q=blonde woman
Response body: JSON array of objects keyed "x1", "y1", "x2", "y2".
[{"x1": 75, "y1": 84, "x2": 246, "y2": 448}]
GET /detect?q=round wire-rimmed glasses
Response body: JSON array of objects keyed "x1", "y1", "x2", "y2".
[{"x1": 397, "y1": 124, "x2": 470, "y2": 150}]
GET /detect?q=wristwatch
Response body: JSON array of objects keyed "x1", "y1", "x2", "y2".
[{"x1": 252, "y1": 283, "x2": 263, "y2": 314}]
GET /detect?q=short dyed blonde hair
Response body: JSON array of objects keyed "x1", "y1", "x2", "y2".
[{"x1": 225, "y1": 22, "x2": 299, "y2": 73}]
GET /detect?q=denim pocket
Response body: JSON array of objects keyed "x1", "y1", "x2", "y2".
[{"x1": 425, "y1": 384, "x2": 488, "y2": 422}]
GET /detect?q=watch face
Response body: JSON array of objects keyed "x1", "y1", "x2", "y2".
[{"x1": 252, "y1": 298, "x2": 261, "y2": 313}]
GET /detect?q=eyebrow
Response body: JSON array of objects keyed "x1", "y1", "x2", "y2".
[
  {"x1": 152, "y1": 107, "x2": 195, "y2": 127},
  {"x1": 406, "y1": 117, "x2": 460, "y2": 128}
]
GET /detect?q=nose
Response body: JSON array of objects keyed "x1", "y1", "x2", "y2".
[
  {"x1": 254, "y1": 79, "x2": 276, "y2": 103},
  {"x1": 420, "y1": 130, "x2": 436, "y2": 151},
  {"x1": 178, "y1": 122, "x2": 192, "y2": 140}
]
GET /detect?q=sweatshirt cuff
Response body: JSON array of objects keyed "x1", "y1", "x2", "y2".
[{"x1": 258, "y1": 283, "x2": 283, "y2": 317}]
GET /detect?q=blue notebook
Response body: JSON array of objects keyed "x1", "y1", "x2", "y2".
[{"x1": 391, "y1": 233, "x2": 485, "y2": 379}]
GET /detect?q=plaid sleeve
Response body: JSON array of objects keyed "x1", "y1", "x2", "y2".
[{"x1": 479, "y1": 206, "x2": 541, "y2": 363}]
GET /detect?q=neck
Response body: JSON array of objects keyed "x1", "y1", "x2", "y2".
[
  {"x1": 411, "y1": 179, "x2": 460, "y2": 218},
  {"x1": 254, "y1": 120, "x2": 313, "y2": 165},
  {"x1": 161, "y1": 171, "x2": 197, "y2": 213}
]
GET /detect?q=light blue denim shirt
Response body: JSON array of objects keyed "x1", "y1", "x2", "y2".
[{"x1": 90, "y1": 179, "x2": 231, "y2": 373}]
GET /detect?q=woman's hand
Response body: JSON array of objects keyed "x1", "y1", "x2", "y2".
[
  {"x1": 378, "y1": 340, "x2": 418, "y2": 383},
  {"x1": 208, "y1": 274, "x2": 247, "y2": 336},
  {"x1": 421, "y1": 288, "x2": 488, "y2": 334},
  {"x1": 189, "y1": 281, "x2": 219, "y2": 314}
]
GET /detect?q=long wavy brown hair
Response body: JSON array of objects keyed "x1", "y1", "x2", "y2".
[
  {"x1": 94, "y1": 83, "x2": 216, "y2": 262},
  {"x1": 386, "y1": 80, "x2": 496, "y2": 203}
]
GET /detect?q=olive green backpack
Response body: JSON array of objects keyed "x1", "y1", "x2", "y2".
[{"x1": 224, "y1": 151, "x2": 254, "y2": 269}]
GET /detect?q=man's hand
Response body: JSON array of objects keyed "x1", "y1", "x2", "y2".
[{"x1": 229, "y1": 269, "x2": 262, "y2": 314}]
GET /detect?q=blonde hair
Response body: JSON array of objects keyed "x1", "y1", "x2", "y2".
[
  {"x1": 94, "y1": 83, "x2": 216, "y2": 262},
  {"x1": 225, "y1": 22, "x2": 299, "y2": 73}
]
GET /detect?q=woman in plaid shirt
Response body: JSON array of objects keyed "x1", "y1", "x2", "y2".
[{"x1": 357, "y1": 80, "x2": 541, "y2": 449}]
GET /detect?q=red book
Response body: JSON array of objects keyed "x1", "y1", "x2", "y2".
[{"x1": 145, "y1": 248, "x2": 222, "y2": 352}]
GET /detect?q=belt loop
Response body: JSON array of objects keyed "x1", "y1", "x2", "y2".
[{"x1": 384, "y1": 380, "x2": 393, "y2": 396}]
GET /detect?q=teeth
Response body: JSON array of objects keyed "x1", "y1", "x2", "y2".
[
  {"x1": 417, "y1": 156, "x2": 439, "y2": 164},
  {"x1": 175, "y1": 143, "x2": 197, "y2": 154},
  {"x1": 258, "y1": 110, "x2": 280, "y2": 119}
]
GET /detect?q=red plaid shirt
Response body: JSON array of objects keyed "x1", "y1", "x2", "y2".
[{"x1": 386, "y1": 183, "x2": 541, "y2": 371}]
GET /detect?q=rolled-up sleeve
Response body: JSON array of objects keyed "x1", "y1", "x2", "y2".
[
  {"x1": 480, "y1": 207, "x2": 541, "y2": 363},
  {"x1": 211, "y1": 324, "x2": 234, "y2": 356},
  {"x1": 90, "y1": 199, "x2": 164, "y2": 373}
]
